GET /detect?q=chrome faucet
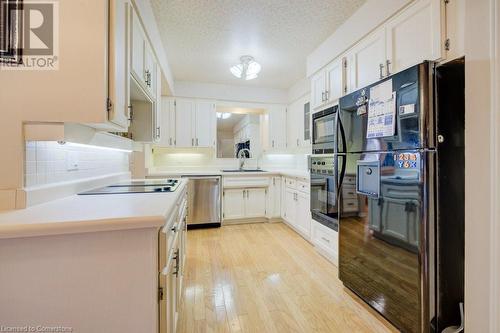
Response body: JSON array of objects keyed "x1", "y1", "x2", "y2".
[{"x1": 237, "y1": 149, "x2": 251, "y2": 170}]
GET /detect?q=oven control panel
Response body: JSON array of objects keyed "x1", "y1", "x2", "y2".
[{"x1": 310, "y1": 155, "x2": 335, "y2": 175}]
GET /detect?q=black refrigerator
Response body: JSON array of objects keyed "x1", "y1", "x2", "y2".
[{"x1": 337, "y1": 59, "x2": 464, "y2": 333}]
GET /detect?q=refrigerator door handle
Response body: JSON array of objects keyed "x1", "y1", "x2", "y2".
[
  {"x1": 337, "y1": 111, "x2": 347, "y2": 154},
  {"x1": 337, "y1": 154, "x2": 347, "y2": 197}
]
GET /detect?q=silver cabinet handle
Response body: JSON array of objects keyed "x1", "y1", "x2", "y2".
[
  {"x1": 156, "y1": 127, "x2": 160, "y2": 139},
  {"x1": 243, "y1": 190, "x2": 245, "y2": 199},
  {"x1": 379, "y1": 63, "x2": 385, "y2": 79},
  {"x1": 321, "y1": 91, "x2": 325, "y2": 102},
  {"x1": 272, "y1": 140, "x2": 275, "y2": 148},
  {"x1": 321, "y1": 236, "x2": 330, "y2": 243},
  {"x1": 325, "y1": 90, "x2": 329, "y2": 101},
  {"x1": 145, "y1": 70, "x2": 152, "y2": 87},
  {"x1": 273, "y1": 178, "x2": 276, "y2": 186},
  {"x1": 296, "y1": 138, "x2": 299, "y2": 147},
  {"x1": 191, "y1": 138, "x2": 194, "y2": 146},
  {"x1": 386, "y1": 59, "x2": 391, "y2": 76},
  {"x1": 196, "y1": 138, "x2": 199, "y2": 146}
]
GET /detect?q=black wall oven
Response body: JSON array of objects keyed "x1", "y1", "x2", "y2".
[
  {"x1": 310, "y1": 154, "x2": 339, "y2": 231},
  {"x1": 312, "y1": 105, "x2": 337, "y2": 154}
]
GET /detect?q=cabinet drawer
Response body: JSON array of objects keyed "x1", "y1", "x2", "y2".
[
  {"x1": 296, "y1": 180, "x2": 309, "y2": 193},
  {"x1": 342, "y1": 186, "x2": 357, "y2": 199},
  {"x1": 223, "y1": 177, "x2": 270, "y2": 188},
  {"x1": 343, "y1": 198, "x2": 359, "y2": 212},
  {"x1": 311, "y1": 221, "x2": 338, "y2": 255},
  {"x1": 344, "y1": 175, "x2": 356, "y2": 185},
  {"x1": 285, "y1": 177, "x2": 297, "y2": 189}
]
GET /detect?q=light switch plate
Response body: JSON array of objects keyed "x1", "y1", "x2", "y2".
[{"x1": 66, "y1": 151, "x2": 79, "y2": 171}]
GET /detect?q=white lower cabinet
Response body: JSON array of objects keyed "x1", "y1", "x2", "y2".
[
  {"x1": 245, "y1": 188, "x2": 267, "y2": 218},
  {"x1": 311, "y1": 220, "x2": 339, "y2": 266},
  {"x1": 266, "y1": 176, "x2": 282, "y2": 219},
  {"x1": 282, "y1": 178, "x2": 311, "y2": 239},
  {"x1": 223, "y1": 188, "x2": 267, "y2": 220},
  {"x1": 222, "y1": 189, "x2": 246, "y2": 219}
]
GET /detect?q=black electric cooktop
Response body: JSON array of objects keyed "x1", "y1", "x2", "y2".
[{"x1": 78, "y1": 179, "x2": 180, "y2": 195}]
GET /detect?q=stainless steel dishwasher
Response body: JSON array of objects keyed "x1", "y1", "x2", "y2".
[{"x1": 182, "y1": 175, "x2": 221, "y2": 228}]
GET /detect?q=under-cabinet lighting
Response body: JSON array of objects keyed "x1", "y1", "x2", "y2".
[{"x1": 58, "y1": 141, "x2": 133, "y2": 153}]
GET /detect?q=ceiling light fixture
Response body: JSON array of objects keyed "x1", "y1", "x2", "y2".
[
  {"x1": 230, "y1": 55, "x2": 261, "y2": 80},
  {"x1": 217, "y1": 112, "x2": 232, "y2": 119}
]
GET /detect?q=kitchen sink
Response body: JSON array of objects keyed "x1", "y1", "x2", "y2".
[{"x1": 222, "y1": 169, "x2": 267, "y2": 172}]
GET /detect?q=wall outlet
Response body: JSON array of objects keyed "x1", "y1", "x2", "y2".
[{"x1": 66, "y1": 151, "x2": 79, "y2": 171}]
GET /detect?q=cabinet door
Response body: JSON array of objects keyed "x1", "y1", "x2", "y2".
[
  {"x1": 386, "y1": 0, "x2": 443, "y2": 74},
  {"x1": 130, "y1": 9, "x2": 145, "y2": 84},
  {"x1": 144, "y1": 42, "x2": 157, "y2": 98},
  {"x1": 284, "y1": 189, "x2": 296, "y2": 224},
  {"x1": 108, "y1": 0, "x2": 130, "y2": 129},
  {"x1": 195, "y1": 101, "x2": 215, "y2": 147},
  {"x1": 223, "y1": 189, "x2": 245, "y2": 219},
  {"x1": 153, "y1": 65, "x2": 162, "y2": 143},
  {"x1": 295, "y1": 191, "x2": 311, "y2": 238},
  {"x1": 286, "y1": 100, "x2": 299, "y2": 148},
  {"x1": 266, "y1": 177, "x2": 281, "y2": 218},
  {"x1": 311, "y1": 71, "x2": 326, "y2": 110},
  {"x1": 347, "y1": 28, "x2": 387, "y2": 90},
  {"x1": 175, "y1": 99, "x2": 195, "y2": 147},
  {"x1": 325, "y1": 57, "x2": 346, "y2": 103},
  {"x1": 245, "y1": 188, "x2": 267, "y2": 218},
  {"x1": 267, "y1": 106, "x2": 287, "y2": 149},
  {"x1": 159, "y1": 97, "x2": 176, "y2": 147}
]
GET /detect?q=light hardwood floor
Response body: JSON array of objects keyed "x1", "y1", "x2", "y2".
[{"x1": 177, "y1": 222, "x2": 398, "y2": 333}]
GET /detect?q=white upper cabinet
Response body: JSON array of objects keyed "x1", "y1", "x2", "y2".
[
  {"x1": 325, "y1": 57, "x2": 346, "y2": 103},
  {"x1": 175, "y1": 99, "x2": 195, "y2": 147},
  {"x1": 159, "y1": 97, "x2": 176, "y2": 147},
  {"x1": 130, "y1": 7, "x2": 157, "y2": 101},
  {"x1": 144, "y1": 42, "x2": 157, "y2": 99},
  {"x1": 130, "y1": 9, "x2": 145, "y2": 85},
  {"x1": 265, "y1": 106, "x2": 287, "y2": 150},
  {"x1": 311, "y1": 0, "x2": 445, "y2": 97},
  {"x1": 385, "y1": 0, "x2": 444, "y2": 74},
  {"x1": 311, "y1": 71, "x2": 326, "y2": 110},
  {"x1": 194, "y1": 101, "x2": 216, "y2": 147},
  {"x1": 311, "y1": 57, "x2": 346, "y2": 110},
  {"x1": 346, "y1": 28, "x2": 387, "y2": 92},
  {"x1": 108, "y1": 0, "x2": 130, "y2": 129},
  {"x1": 169, "y1": 99, "x2": 216, "y2": 148},
  {"x1": 287, "y1": 95, "x2": 311, "y2": 148}
]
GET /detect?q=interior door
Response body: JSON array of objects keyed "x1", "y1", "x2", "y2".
[
  {"x1": 175, "y1": 99, "x2": 194, "y2": 147},
  {"x1": 348, "y1": 28, "x2": 387, "y2": 90},
  {"x1": 385, "y1": 0, "x2": 443, "y2": 74},
  {"x1": 195, "y1": 101, "x2": 215, "y2": 147},
  {"x1": 223, "y1": 189, "x2": 245, "y2": 219},
  {"x1": 245, "y1": 188, "x2": 267, "y2": 218}
]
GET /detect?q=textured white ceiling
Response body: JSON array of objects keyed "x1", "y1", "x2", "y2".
[{"x1": 150, "y1": 0, "x2": 366, "y2": 89}]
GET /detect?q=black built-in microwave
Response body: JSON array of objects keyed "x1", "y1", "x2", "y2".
[{"x1": 312, "y1": 105, "x2": 337, "y2": 154}]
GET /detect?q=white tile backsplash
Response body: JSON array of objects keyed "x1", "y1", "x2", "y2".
[{"x1": 25, "y1": 141, "x2": 130, "y2": 188}]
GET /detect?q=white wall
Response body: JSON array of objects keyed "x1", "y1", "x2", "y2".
[
  {"x1": 464, "y1": 0, "x2": 497, "y2": 332},
  {"x1": 307, "y1": 0, "x2": 412, "y2": 76},
  {"x1": 288, "y1": 77, "x2": 311, "y2": 104},
  {"x1": 24, "y1": 142, "x2": 130, "y2": 188},
  {"x1": 174, "y1": 81, "x2": 289, "y2": 104}
]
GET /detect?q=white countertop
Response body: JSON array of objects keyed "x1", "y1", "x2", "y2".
[
  {"x1": 148, "y1": 168, "x2": 310, "y2": 179},
  {"x1": 0, "y1": 180, "x2": 187, "y2": 239}
]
